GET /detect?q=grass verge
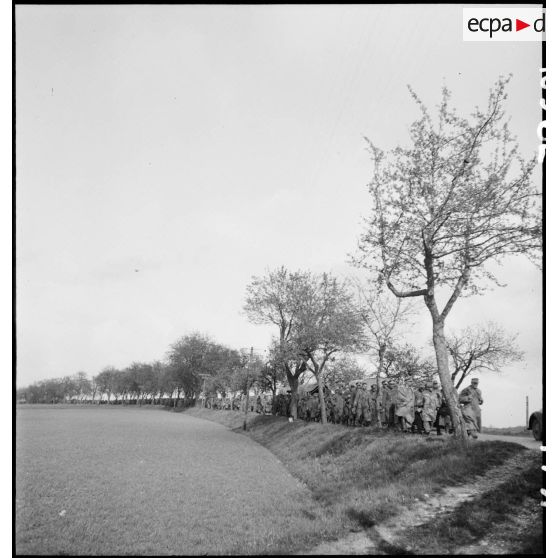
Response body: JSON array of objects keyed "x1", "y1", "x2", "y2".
[{"x1": 185, "y1": 408, "x2": 539, "y2": 549}]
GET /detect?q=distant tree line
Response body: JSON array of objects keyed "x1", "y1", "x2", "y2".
[{"x1": 17, "y1": 278, "x2": 523, "y2": 431}]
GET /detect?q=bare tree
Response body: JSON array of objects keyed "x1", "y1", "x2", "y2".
[
  {"x1": 447, "y1": 322, "x2": 524, "y2": 389},
  {"x1": 352, "y1": 277, "x2": 415, "y2": 422},
  {"x1": 384, "y1": 342, "x2": 436, "y2": 385},
  {"x1": 243, "y1": 267, "x2": 311, "y2": 419},
  {"x1": 322, "y1": 354, "x2": 366, "y2": 386},
  {"x1": 295, "y1": 273, "x2": 366, "y2": 423},
  {"x1": 354, "y1": 77, "x2": 541, "y2": 439}
]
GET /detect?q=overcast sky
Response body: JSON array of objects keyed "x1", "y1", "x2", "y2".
[{"x1": 16, "y1": 5, "x2": 542, "y2": 427}]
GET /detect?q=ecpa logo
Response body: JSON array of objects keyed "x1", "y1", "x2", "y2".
[{"x1": 463, "y1": 8, "x2": 545, "y2": 41}]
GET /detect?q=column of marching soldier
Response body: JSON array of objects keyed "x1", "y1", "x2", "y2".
[{"x1": 203, "y1": 377, "x2": 483, "y2": 439}]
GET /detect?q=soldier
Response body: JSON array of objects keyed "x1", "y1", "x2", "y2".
[
  {"x1": 361, "y1": 384, "x2": 373, "y2": 426},
  {"x1": 385, "y1": 380, "x2": 397, "y2": 427},
  {"x1": 374, "y1": 382, "x2": 383, "y2": 426},
  {"x1": 325, "y1": 389, "x2": 334, "y2": 423},
  {"x1": 331, "y1": 384, "x2": 344, "y2": 424},
  {"x1": 342, "y1": 390, "x2": 352, "y2": 425},
  {"x1": 280, "y1": 393, "x2": 286, "y2": 415},
  {"x1": 381, "y1": 380, "x2": 389, "y2": 426},
  {"x1": 351, "y1": 382, "x2": 363, "y2": 426},
  {"x1": 309, "y1": 392, "x2": 320, "y2": 422},
  {"x1": 421, "y1": 382, "x2": 439, "y2": 435},
  {"x1": 459, "y1": 378, "x2": 483, "y2": 433},
  {"x1": 297, "y1": 393, "x2": 306, "y2": 421},
  {"x1": 285, "y1": 391, "x2": 292, "y2": 417},
  {"x1": 395, "y1": 377, "x2": 415, "y2": 433},
  {"x1": 412, "y1": 386, "x2": 424, "y2": 434},
  {"x1": 369, "y1": 384, "x2": 379, "y2": 427},
  {"x1": 271, "y1": 394, "x2": 279, "y2": 415},
  {"x1": 459, "y1": 390, "x2": 479, "y2": 438},
  {"x1": 348, "y1": 383, "x2": 358, "y2": 426}
]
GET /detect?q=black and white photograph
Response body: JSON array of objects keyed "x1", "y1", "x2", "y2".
[{"x1": 14, "y1": 3, "x2": 546, "y2": 555}]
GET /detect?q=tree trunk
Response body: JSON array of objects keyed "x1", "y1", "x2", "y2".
[
  {"x1": 286, "y1": 374, "x2": 299, "y2": 419},
  {"x1": 431, "y1": 317, "x2": 467, "y2": 441},
  {"x1": 316, "y1": 372, "x2": 327, "y2": 424}
]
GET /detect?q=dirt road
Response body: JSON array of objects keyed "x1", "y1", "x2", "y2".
[{"x1": 477, "y1": 432, "x2": 542, "y2": 450}]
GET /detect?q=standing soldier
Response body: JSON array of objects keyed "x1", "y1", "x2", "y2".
[
  {"x1": 325, "y1": 389, "x2": 334, "y2": 423},
  {"x1": 309, "y1": 392, "x2": 320, "y2": 422},
  {"x1": 412, "y1": 386, "x2": 424, "y2": 434},
  {"x1": 285, "y1": 391, "x2": 292, "y2": 417},
  {"x1": 272, "y1": 394, "x2": 279, "y2": 415},
  {"x1": 361, "y1": 383, "x2": 372, "y2": 426},
  {"x1": 297, "y1": 393, "x2": 305, "y2": 421},
  {"x1": 277, "y1": 393, "x2": 285, "y2": 416},
  {"x1": 351, "y1": 382, "x2": 362, "y2": 426},
  {"x1": 421, "y1": 382, "x2": 439, "y2": 435},
  {"x1": 459, "y1": 378, "x2": 483, "y2": 433},
  {"x1": 343, "y1": 390, "x2": 352, "y2": 426},
  {"x1": 332, "y1": 384, "x2": 344, "y2": 424},
  {"x1": 348, "y1": 383, "x2": 358, "y2": 426},
  {"x1": 374, "y1": 382, "x2": 383, "y2": 426},
  {"x1": 395, "y1": 377, "x2": 415, "y2": 433},
  {"x1": 459, "y1": 390, "x2": 479, "y2": 439},
  {"x1": 386, "y1": 380, "x2": 397, "y2": 427},
  {"x1": 369, "y1": 384, "x2": 379, "y2": 427}
]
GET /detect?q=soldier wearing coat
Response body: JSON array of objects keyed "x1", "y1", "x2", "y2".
[
  {"x1": 348, "y1": 384, "x2": 358, "y2": 426},
  {"x1": 298, "y1": 394, "x2": 307, "y2": 421},
  {"x1": 342, "y1": 392, "x2": 352, "y2": 425},
  {"x1": 412, "y1": 386, "x2": 424, "y2": 434},
  {"x1": 395, "y1": 377, "x2": 415, "y2": 432},
  {"x1": 381, "y1": 380, "x2": 390, "y2": 426},
  {"x1": 373, "y1": 384, "x2": 381, "y2": 426},
  {"x1": 385, "y1": 380, "x2": 397, "y2": 427},
  {"x1": 331, "y1": 385, "x2": 344, "y2": 424},
  {"x1": 420, "y1": 382, "x2": 439, "y2": 435},
  {"x1": 459, "y1": 378, "x2": 483, "y2": 433},
  {"x1": 361, "y1": 385, "x2": 373, "y2": 426},
  {"x1": 325, "y1": 390, "x2": 334, "y2": 423},
  {"x1": 352, "y1": 382, "x2": 366, "y2": 426},
  {"x1": 309, "y1": 392, "x2": 320, "y2": 421},
  {"x1": 458, "y1": 390, "x2": 479, "y2": 438}
]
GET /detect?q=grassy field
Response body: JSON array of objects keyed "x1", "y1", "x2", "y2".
[
  {"x1": 15, "y1": 405, "x2": 343, "y2": 555},
  {"x1": 186, "y1": 408, "x2": 544, "y2": 554}
]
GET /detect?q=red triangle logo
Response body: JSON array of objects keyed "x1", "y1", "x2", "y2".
[{"x1": 516, "y1": 19, "x2": 530, "y2": 31}]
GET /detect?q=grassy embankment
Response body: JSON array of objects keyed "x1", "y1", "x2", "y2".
[{"x1": 186, "y1": 407, "x2": 543, "y2": 554}]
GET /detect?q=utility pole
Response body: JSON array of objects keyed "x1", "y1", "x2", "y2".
[{"x1": 526, "y1": 395, "x2": 529, "y2": 429}]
